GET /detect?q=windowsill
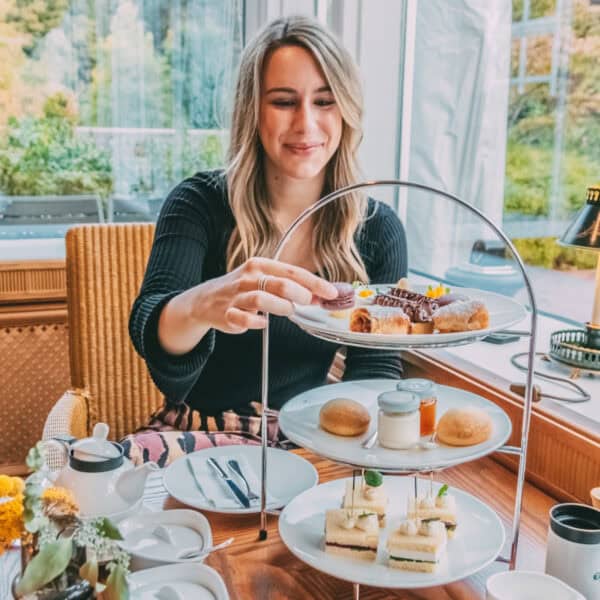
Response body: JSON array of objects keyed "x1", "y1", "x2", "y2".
[
  {"x1": 408, "y1": 312, "x2": 600, "y2": 439},
  {"x1": 0, "y1": 238, "x2": 65, "y2": 260}
]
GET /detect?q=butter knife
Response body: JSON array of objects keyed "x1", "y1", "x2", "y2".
[
  {"x1": 207, "y1": 457, "x2": 251, "y2": 508},
  {"x1": 185, "y1": 457, "x2": 216, "y2": 508}
]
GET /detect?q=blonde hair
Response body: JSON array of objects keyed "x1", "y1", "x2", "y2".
[{"x1": 225, "y1": 16, "x2": 368, "y2": 282}]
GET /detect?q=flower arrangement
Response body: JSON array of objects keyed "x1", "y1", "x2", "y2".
[{"x1": 0, "y1": 443, "x2": 130, "y2": 599}]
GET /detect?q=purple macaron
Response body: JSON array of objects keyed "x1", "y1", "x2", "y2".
[{"x1": 320, "y1": 282, "x2": 356, "y2": 310}]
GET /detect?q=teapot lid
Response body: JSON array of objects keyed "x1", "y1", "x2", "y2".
[{"x1": 70, "y1": 423, "x2": 123, "y2": 471}]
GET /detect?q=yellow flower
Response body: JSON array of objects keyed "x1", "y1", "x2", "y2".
[
  {"x1": 0, "y1": 475, "x2": 24, "y2": 498},
  {"x1": 0, "y1": 495, "x2": 24, "y2": 555},
  {"x1": 41, "y1": 486, "x2": 79, "y2": 517}
]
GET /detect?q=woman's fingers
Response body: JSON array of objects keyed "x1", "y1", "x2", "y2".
[
  {"x1": 244, "y1": 258, "x2": 338, "y2": 300},
  {"x1": 225, "y1": 306, "x2": 268, "y2": 331},
  {"x1": 235, "y1": 291, "x2": 295, "y2": 317}
]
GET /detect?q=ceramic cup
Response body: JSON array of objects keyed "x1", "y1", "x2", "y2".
[
  {"x1": 545, "y1": 502, "x2": 600, "y2": 600},
  {"x1": 486, "y1": 570, "x2": 585, "y2": 600}
]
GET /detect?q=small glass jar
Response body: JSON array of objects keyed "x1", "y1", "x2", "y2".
[
  {"x1": 397, "y1": 378, "x2": 438, "y2": 437},
  {"x1": 377, "y1": 391, "x2": 420, "y2": 449}
]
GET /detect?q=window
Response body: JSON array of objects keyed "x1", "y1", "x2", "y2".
[
  {"x1": 504, "y1": 0, "x2": 600, "y2": 324},
  {"x1": 0, "y1": 0, "x2": 243, "y2": 258}
]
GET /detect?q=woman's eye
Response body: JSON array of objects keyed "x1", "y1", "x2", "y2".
[
  {"x1": 271, "y1": 99, "x2": 296, "y2": 107},
  {"x1": 315, "y1": 99, "x2": 336, "y2": 107}
]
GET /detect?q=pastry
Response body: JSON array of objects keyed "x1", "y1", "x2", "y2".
[
  {"x1": 324, "y1": 509, "x2": 379, "y2": 561},
  {"x1": 355, "y1": 286, "x2": 376, "y2": 305},
  {"x1": 319, "y1": 398, "x2": 371, "y2": 437},
  {"x1": 374, "y1": 291, "x2": 438, "y2": 324},
  {"x1": 349, "y1": 306, "x2": 410, "y2": 334},
  {"x1": 410, "y1": 321, "x2": 434, "y2": 334},
  {"x1": 320, "y1": 282, "x2": 355, "y2": 317},
  {"x1": 407, "y1": 484, "x2": 457, "y2": 537},
  {"x1": 436, "y1": 407, "x2": 493, "y2": 446},
  {"x1": 387, "y1": 518, "x2": 447, "y2": 572},
  {"x1": 433, "y1": 299, "x2": 489, "y2": 333},
  {"x1": 436, "y1": 292, "x2": 469, "y2": 307},
  {"x1": 342, "y1": 473, "x2": 387, "y2": 527}
]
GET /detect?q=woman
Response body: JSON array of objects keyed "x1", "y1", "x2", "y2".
[{"x1": 125, "y1": 16, "x2": 407, "y2": 464}]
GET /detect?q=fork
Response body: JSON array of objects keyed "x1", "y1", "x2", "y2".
[{"x1": 227, "y1": 459, "x2": 260, "y2": 501}]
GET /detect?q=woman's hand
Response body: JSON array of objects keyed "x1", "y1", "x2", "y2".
[{"x1": 190, "y1": 257, "x2": 338, "y2": 334}]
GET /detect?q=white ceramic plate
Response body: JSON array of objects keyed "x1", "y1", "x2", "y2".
[
  {"x1": 279, "y1": 477, "x2": 505, "y2": 589},
  {"x1": 163, "y1": 446, "x2": 318, "y2": 514},
  {"x1": 119, "y1": 509, "x2": 212, "y2": 570},
  {"x1": 290, "y1": 286, "x2": 527, "y2": 349},
  {"x1": 128, "y1": 563, "x2": 229, "y2": 600},
  {"x1": 279, "y1": 380, "x2": 512, "y2": 472}
]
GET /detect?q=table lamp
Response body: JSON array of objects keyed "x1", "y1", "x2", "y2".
[{"x1": 551, "y1": 186, "x2": 600, "y2": 367}]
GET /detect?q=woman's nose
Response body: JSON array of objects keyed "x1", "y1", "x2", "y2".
[{"x1": 294, "y1": 101, "x2": 318, "y2": 133}]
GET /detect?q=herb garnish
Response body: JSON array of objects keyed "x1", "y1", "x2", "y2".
[
  {"x1": 364, "y1": 470, "x2": 383, "y2": 487},
  {"x1": 437, "y1": 484, "x2": 449, "y2": 498}
]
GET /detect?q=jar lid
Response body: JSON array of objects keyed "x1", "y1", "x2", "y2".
[
  {"x1": 377, "y1": 390, "x2": 419, "y2": 413},
  {"x1": 396, "y1": 378, "x2": 436, "y2": 396}
]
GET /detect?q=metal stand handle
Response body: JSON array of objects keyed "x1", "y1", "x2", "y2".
[{"x1": 259, "y1": 179, "x2": 538, "y2": 582}]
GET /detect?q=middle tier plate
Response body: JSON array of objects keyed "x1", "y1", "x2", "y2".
[{"x1": 279, "y1": 380, "x2": 512, "y2": 472}]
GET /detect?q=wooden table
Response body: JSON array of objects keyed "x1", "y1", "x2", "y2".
[
  {"x1": 168, "y1": 449, "x2": 556, "y2": 600},
  {"x1": 1, "y1": 450, "x2": 556, "y2": 599}
]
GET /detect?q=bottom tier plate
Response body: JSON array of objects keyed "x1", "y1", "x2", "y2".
[{"x1": 278, "y1": 476, "x2": 505, "y2": 589}]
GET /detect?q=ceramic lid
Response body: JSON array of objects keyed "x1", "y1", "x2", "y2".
[
  {"x1": 71, "y1": 423, "x2": 121, "y2": 461},
  {"x1": 396, "y1": 378, "x2": 436, "y2": 397},
  {"x1": 377, "y1": 390, "x2": 419, "y2": 413}
]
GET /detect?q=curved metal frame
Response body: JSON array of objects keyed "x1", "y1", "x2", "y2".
[{"x1": 257, "y1": 180, "x2": 538, "y2": 593}]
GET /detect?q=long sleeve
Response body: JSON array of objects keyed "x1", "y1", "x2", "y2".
[
  {"x1": 343, "y1": 201, "x2": 407, "y2": 381},
  {"x1": 129, "y1": 175, "x2": 227, "y2": 404}
]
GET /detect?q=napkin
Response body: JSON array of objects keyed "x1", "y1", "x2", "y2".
[{"x1": 189, "y1": 454, "x2": 280, "y2": 509}]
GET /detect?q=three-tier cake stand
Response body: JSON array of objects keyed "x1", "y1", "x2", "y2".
[{"x1": 256, "y1": 180, "x2": 537, "y2": 599}]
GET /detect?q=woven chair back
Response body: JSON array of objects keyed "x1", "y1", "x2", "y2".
[{"x1": 66, "y1": 224, "x2": 163, "y2": 440}]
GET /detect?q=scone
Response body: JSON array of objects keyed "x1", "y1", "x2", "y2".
[
  {"x1": 437, "y1": 407, "x2": 493, "y2": 446},
  {"x1": 387, "y1": 518, "x2": 447, "y2": 573},
  {"x1": 407, "y1": 485, "x2": 457, "y2": 537},
  {"x1": 319, "y1": 398, "x2": 371, "y2": 437},
  {"x1": 324, "y1": 509, "x2": 379, "y2": 561}
]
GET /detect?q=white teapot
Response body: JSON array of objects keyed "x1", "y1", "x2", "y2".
[{"x1": 52, "y1": 423, "x2": 159, "y2": 519}]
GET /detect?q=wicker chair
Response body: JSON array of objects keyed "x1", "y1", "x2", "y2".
[
  {"x1": 43, "y1": 224, "x2": 163, "y2": 447},
  {"x1": 42, "y1": 222, "x2": 347, "y2": 461}
]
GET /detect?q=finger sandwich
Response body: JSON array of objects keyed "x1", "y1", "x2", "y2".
[
  {"x1": 324, "y1": 509, "x2": 380, "y2": 561},
  {"x1": 407, "y1": 484, "x2": 457, "y2": 537},
  {"x1": 342, "y1": 481, "x2": 387, "y2": 527},
  {"x1": 387, "y1": 519, "x2": 447, "y2": 573}
]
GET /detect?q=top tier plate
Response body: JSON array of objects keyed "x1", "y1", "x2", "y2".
[{"x1": 289, "y1": 286, "x2": 527, "y2": 349}]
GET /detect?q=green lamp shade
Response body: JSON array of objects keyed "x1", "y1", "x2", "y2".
[{"x1": 559, "y1": 186, "x2": 600, "y2": 250}]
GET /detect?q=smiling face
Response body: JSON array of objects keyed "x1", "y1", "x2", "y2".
[{"x1": 258, "y1": 44, "x2": 343, "y2": 182}]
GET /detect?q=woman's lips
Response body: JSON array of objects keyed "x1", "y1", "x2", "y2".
[{"x1": 284, "y1": 143, "x2": 323, "y2": 155}]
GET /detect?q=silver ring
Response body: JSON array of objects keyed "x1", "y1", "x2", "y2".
[{"x1": 258, "y1": 275, "x2": 269, "y2": 292}]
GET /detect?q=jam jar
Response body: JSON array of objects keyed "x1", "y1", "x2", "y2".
[
  {"x1": 377, "y1": 391, "x2": 420, "y2": 449},
  {"x1": 396, "y1": 378, "x2": 438, "y2": 437}
]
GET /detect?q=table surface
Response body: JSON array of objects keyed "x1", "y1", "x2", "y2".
[{"x1": 1, "y1": 449, "x2": 556, "y2": 600}]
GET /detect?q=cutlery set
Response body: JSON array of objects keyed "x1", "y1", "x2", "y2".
[{"x1": 186, "y1": 456, "x2": 260, "y2": 509}]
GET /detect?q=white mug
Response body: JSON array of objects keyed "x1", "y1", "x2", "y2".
[
  {"x1": 545, "y1": 503, "x2": 600, "y2": 599},
  {"x1": 486, "y1": 570, "x2": 585, "y2": 600}
]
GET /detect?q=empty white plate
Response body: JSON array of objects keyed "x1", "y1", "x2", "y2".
[{"x1": 163, "y1": 446, "x2": 318, "y2": 514}]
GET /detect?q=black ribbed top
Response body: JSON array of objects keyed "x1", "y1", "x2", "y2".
[{"x1": 129, "y1": 171, "x2": 408, "y2": 414}]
